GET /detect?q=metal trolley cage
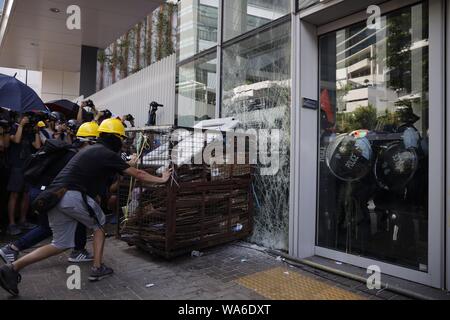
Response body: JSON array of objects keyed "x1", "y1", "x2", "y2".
[{"x1": 116, "y1": 125, "x2": 255, "y2": 258}]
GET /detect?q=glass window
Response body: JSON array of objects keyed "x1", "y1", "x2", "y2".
[
  {"x1": 176, "y1": 52, "x2": 217, "y2": 127},
  {"x1": 317, "y1": 3, "x2": 429, "y2": 271},
  {"x1": 222, "y1": 22, "x2": 291, "y2": 250},
  {"x1": 178, "y1": 0, "x2": 219, "y2": 62},
  {"x1": 223, "y1": 0, "x2": 291, "y2": 42},
  {"x1": 297, "y1": 0, "x2": 319, "y2": 11}
]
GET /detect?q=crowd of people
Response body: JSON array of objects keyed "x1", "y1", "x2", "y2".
[{"x1": 0, "y1": 100, "x2": 171, "y2": 296}]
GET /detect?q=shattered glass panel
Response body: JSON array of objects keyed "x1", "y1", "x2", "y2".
[{"x1": 221, "y1": 22, "x2": 291, "y2": 251}]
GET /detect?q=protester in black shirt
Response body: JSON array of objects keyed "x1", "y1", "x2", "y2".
[
  {"x1": 51, "y1": 143, "x2": 131, "y2": 199},
  {"x1": 6, "y1": 116, "x2": 41, "y2": 236},
  {"x1": 0, "y1": 119, "x2": 171, "y2": 296}
]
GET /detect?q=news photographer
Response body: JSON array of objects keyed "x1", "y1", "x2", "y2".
[
  {"x1": 51, "y1": 112, "x2": 73, "y2": 144},
  {"x1": 40, "y1": 112, "x2": 58, "y2": 144},
  {"x1": 78, "y1": 99, "x2": 96, "y2": 123},
  {"x1": 6, "y1": 114, "x2": 41, "y2": 236}
]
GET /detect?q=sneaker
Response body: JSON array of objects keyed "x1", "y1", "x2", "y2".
[
  {"x1": 0, "y1": 245, "x2": 19, "y2": 264},
  {"x1": 68, "y1": 249, "x2": 94, "y2": 263},
  {"x1": 6, "y1": 225, "x2": 22, "y2": 236},
  {"x1": 88, "y1": 264, "x2": 114, "y2": 282},
  {"x1": 18, "y1": 222, "x2": 37, "y2": 231},
  {"x1": 0, "y1": 265, "x2": 21, "y2": 296}
]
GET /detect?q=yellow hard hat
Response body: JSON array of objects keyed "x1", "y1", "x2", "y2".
[
  {"x1": 77, "y1": 122, "x2": 100, "y2": 138},
  {"x1": 98, "y1": 118, "x2": 126, "y2": 138},
  {"x1": 37, "y1": 121, "x2": 46, "y2": 128}
]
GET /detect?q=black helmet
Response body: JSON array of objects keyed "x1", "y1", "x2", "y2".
[
  {"x1": 49, "y1": 111, "x2": 65, "y2": 122},
  {"x1": 395, "y1": 106, "x2": 420, "y2": 125},
  {"x1": 67, "y1": 119, "x2": 79, "y2": 132},
  {"x1": 326, "y1": 131, "x2": 373, "y2": 182},
  {"x1": 374, "y1": 142, "x2": 419, "y2": 192}
]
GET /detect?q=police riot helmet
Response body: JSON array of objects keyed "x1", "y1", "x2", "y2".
[
  {"x1": 67, "y1": 119, "x2": 79, "y2": 133},
  {"x1": 374, "y1": 142, "x2": 419, "y2": 192},
  {"x1": 395, "y1": 106, "x2": 420, "y2": 125},
  {"x1": 325, "y1": 130, "x2": 373, "y2": 182},
  {"x1": 49, "y1": 111, "x2": 65, "y2": 122}
]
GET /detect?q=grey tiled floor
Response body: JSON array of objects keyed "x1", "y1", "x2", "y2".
[{"x1": 0, "y1": 238, "x2": 441, "y2": 300}]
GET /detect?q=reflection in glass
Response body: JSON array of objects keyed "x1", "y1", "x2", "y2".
[
  {"x1": 318, "y1": 3, "x2": 429, "y2": 271},
  {"x1": 297, "y1": 0, "x2": 319, "y2": 11},
  {"x1": 223, "y1": 0, "x2": 291, "y2": 41},
  {"x1": 176, "y1": 52, "x2": 217, "y2": 127},
  {"x1": 178, "y1": 0, "x2": 219, "y2": 62},
  {"x1": 222, "y1": 22, "x2": 291, "y2": 250}
]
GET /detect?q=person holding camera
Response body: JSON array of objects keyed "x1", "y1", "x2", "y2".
[
  {"x1": 6, "y1": 116, "x2": 41, "y2": 236},
  {"x1": 48, "y1": 112, "x2": 73, "y2": 145},
  {"x1": 77, "y1": 100, "x2": 96, "y2": 123},
  {"x1": 40, "y1": 112, "x2": 60, "y2": 144}
]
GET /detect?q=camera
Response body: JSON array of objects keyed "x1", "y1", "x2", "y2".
[
  {"x1": 98, "y1": 109, "x2": 112, "y2": 124},
  {"x1": 124, "y1": 114, "x2": 135, "y2": 122},
  {"x1": 0, "y1": 107, "x2": 17, "y2": 129},
  {"x1": 102, "y1": 109, "x2": 112, "y2": 119},
  {"x1": 23, "y1": 111, "x2": 49, "y2": 128},
  {"x1": 66, "y1": 119, "x2": 79, "y2": 133},
  {"x1": 84, "y1": 99, "x2": 95, "y2": 109}
]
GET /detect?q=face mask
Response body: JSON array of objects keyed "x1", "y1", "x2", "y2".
[{"x1": 98, "y1": 134, "x2": 123, "y2": 153}]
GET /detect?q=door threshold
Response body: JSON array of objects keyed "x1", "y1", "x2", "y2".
[{"x1": 305, "y1": 256, "x2": 450, "y2": 300}]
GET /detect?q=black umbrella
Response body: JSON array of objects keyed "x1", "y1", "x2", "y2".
[
  {"x1": 0, "y1": 73, "x2": 48, "y2": 113},
  {"x1": 45, "y1": 99, "x2": 88, "y2": 120}
]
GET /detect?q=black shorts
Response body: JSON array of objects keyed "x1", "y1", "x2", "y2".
[{"x1": 7, "y1": 167, "x2": 28, "y2": 193}]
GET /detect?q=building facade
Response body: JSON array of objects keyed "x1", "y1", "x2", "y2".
[
  {"x1": 174, "y1": 0, "x2": 450, "y2": 291},
  {"x1": 1, "y1": 0, "x2": 449, "y2": 291}
]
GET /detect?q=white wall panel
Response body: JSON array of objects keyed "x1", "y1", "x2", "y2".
[
  {"x1": 41, "y1": 69, "x2": 80, "y2": 101},
  {"x1": 86, "y1": 54, "x2": 176, "y2": 127}
]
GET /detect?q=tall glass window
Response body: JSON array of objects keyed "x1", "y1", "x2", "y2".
[
  {"x1": 297, "y1": 0, "x2": 319, "y2": 11},
  {"x1": 178, "y1": 0, "x2": 219, "y2": 62},
  {"x1": 223, "y1": 0, "x2": 291, "y2": 41},
  {"x1": 222, "y1": 22, "x2": 291, "y2": 250},
  {"x1": 176, "y1": 52, "x2": 217, "y2": 127},
  {"x1": 317, "y1": 3, "x2": 429, "y2": 271}
]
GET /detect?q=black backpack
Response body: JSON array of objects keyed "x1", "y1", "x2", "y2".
[{"x1": 24, "y1": 139, "x2": 75, "y2": 186}]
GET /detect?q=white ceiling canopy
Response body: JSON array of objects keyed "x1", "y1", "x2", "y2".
[{"x1": 0, "y1": 0, "x2": 164, "y2": 72}]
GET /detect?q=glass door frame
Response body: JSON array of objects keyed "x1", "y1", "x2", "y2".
[
  {"x1": 293, "y1": 0, "x2": 445, "y2": 289},
  {"x1": 445, "y1": 0, "x2": 450, "y2": 292}
]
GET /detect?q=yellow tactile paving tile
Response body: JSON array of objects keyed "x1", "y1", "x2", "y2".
[{"x1": 235, "y1": 267, "x2": 366, "y2": 300}]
